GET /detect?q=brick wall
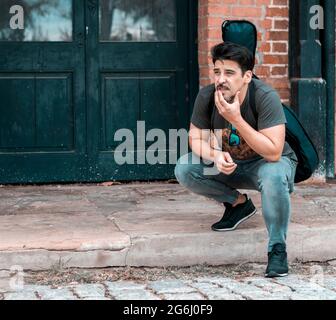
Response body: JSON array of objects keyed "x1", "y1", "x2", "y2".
[{"x1": 198, "y1": 0, "x2": 290, "y2": 103}]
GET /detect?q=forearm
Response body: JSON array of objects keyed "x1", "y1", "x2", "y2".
[
  {"x1": 189, "y1": 137, "x2": 221, "y2": 163},
  {"x1": 232, "y1": 117, "x2": 281, "y2": 161}
]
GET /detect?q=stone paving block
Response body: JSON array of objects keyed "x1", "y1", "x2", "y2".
[
  {"x1": 187, "y1": 280, "x2": 239, "y2": 299},
  {"x1": 162, "y1": 293, "x2": 205, "y2": 300},
  {"x1": 322, "y1": 276, "x2": 336, "y2": 292},
  {"x1": 243, "y1": 277, "x2": 293, "y2": 298},
  {"x1": 206, "y1": 292, "x2": 245, "y2": 300},
  {"x1": 37, "y1": 287, "x2": 77, "y2": 300},
  {"x1": 289, "y1": 293, "x2": 329, "y2": 300},
  {"x1": 4, "y1": 291, "x2": 38, "y2": 300},
  {"x1": 148, "y1": 279, "x2": 196, "y2": 294},
  {"x1": 209, "y1": 277, "x2": 275, "y2": 300},
  {"x1": 110, "y1": 289, "x2": 160, "y2": 300},
  {"x1": 81, "y1": 296, "x2": 110, "y2": 300},
  {"x1": 273, "y1": 275, "x2": 336, "y2": 300},
  {"x1": 72, "y1": 284, "x2": 106, "y2": 299},
  {"x1": 105, "y1": 281, "x2": 146, "y2": 291}
]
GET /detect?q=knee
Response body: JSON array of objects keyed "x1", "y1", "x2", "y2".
[
  {"x1": 174, "y1": 154, "x2": 201, "y2": 186},
  {"x1": 174, "y1": 162, "x2": 187, "y2": 185},
  {"x1": 258, "y1": 163, "x2": 289, "y2": 194}
]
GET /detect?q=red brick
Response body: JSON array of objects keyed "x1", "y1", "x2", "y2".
[
  {"x1": 272, "y1": 0, "x2": 288, "y2": 5},
  {"x1": 207, "y1": 6, "x2": 231, "y2": 16},
  {"x1": 207, "y1": 0, "x2": 222, "y2": 4},
  {"x1": 231, "y1": 7, "x2": 262, "y2": 17},
  {"x1": 255, "y1": 66, "x2": 271, "y2": 77},
  {"x1": 267, "y1": 78, "x2": 290, "y2": 89},
  {"x1": 239, "y1": 0, "x2": 256, "y2": 5},
  {"x1": 198, "y1": 53, "x2": 210, "y2": 65},
  {"x1": 260, "y1": 18, "x2": 272, "y2": 29},
  {"x1": 199, "y1": 0, "x2": 209, "y2": 6},
  {"x1": 266, "y1": 7, "x2": 288, "y2": 17},
  {"x1": 273, "y1": 19, "x2": 289, "y2": 30},
  {"x1": 256, "y1": 0, "x2": 271, "y2": 4},
  {"x1": 205, "y1": 28, "x2": 222, "y2": 40},
  {"x1": 199, "y1": 67, "x2": 211, "y2": 78},
  {"x1": 198, "y1": 5, "x2": 207, "y2": 17},
  {"x1": 271, "y1": 66, "x2": 287, "y2": 75},
  {"x1": 259, "y1": 42, "x2": 271, "y2": 53},
  {"x1": 272, "y1": 42, "x2": 287, "y2": 53},
  {"x1": 208, "y1": 17, "x2": 227, "y2": 27},
  {"x1": 263, "y1": 54, "x2": 288, "y2": 64},
  {"x1": 267, "y1": 31, "x2": 288, "y2": 41}
]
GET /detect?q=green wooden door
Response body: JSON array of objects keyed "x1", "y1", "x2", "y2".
[
  {"x1": 85, "y1": 0, "x2": 195, "y2": 181},
  {"x1": 0, "y1": 0, "x2": 87, "y2": 183},
  {"x1": 0, "y1": 0, "x2": 197, "y2": 183}
]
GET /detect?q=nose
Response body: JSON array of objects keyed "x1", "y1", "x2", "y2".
[{"x1": 218, "y1": 73, "x2": 227, "y2": 84}]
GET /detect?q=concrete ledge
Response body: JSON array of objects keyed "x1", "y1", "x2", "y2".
[
  {"x1": 0, "y1": 249, "x2": 128, "y2": 270},
  {"x1": 1, "y1": 223, "x2": 336, "y2": 271},
  {"x1": 0, "y1": 183, "x2": 335, "y2": 271}
]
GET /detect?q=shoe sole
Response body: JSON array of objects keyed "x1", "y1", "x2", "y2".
[
  {"x1": 211, "y1": 209, "x2": 257, "y2": 232},
  {"x1": 265, "y1": 271, "x2": 288, "y2": 278}
]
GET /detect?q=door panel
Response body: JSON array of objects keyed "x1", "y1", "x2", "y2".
[
  {"x1": 0, "y1": 0, "x2": 86, "y2": 183},
  {"x1": 0, "y1": 74, "x2": 73, "y2": 150}
]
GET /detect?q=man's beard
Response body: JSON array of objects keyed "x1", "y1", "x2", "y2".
[
  {"x1": 225, "y1": 95, "x2": 235, "y2": 103},
  {"x1": 216, "y1": 84, "x2": 234, "y2": 103}
]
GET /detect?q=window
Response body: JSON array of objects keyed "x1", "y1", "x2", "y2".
[
  {"x1": 0, "y1": 0, "x2": 72, "y2": 41},
  {"x1": 99, "y1": 0, "x2": 176, "y2": 42}
]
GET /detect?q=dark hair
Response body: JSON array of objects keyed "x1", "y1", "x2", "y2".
[{"x1": 211, "y1": 42, "x2": 254, "y2": 74}]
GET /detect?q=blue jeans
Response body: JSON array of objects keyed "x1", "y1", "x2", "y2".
[{"x1": 174, "y1": 152, "x2": 298, "y2": 252}]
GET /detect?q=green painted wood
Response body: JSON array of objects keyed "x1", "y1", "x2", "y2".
[
  {"x1": 86, "y1": 0, "x2": 195, "y2": 181},
  {"x1": 0, "y1": 77, "x2": 35, "y2": 148},
  {"x1": 0, "y1": 0, "x2": 198, "y2": 183},
  {"x1": 289, "y1": 0, "x2": 327, "y2": 176},
  {"x1": 0, "y1": 0, "x2": 87, "y2": 183},
  {"x1": 323, "y1": 0, "x2": 335, "y2": 178}
]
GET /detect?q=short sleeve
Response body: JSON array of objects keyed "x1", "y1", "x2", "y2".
[
  {"x1": 190, "y1": 86, "x2": 213, "y2": 129},
  {"x1": 256, "y1": 89, "x2": 287, "y2": 130}
]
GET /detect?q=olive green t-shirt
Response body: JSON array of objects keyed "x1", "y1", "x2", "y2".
[{"x1": 191, "y1": 78, "x2": 297, "y2": 162}]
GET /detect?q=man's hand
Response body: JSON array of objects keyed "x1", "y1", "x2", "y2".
[
  {"x1": 215, "y1": 90, "x2": 242, "y2": 124},
  {"x1": 215, "y1": 151, "x2": 237, "y2": 175}
]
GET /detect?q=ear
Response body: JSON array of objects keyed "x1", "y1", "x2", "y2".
[{"x1": 244, "y1": 70, "x2": 253, "y2": 83}]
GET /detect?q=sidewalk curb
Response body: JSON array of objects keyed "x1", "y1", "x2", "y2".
[{"x1": 1, "y1": 224, "x2": 335, "y2": 270}]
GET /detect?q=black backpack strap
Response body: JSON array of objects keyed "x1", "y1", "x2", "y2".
[
  {"x1": 249, "y1": 79, "x2": 258, "y2": 122},
  {"x1": 209, "y1": 88, "x2": 216, "y2": 132}
]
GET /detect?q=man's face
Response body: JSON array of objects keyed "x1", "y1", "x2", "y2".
[{"x1": 213, "y1": 59, "x2": 250, "y2": 103}]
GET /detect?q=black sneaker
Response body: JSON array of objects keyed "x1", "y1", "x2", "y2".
[
  {"x1": 265, "y1": 243, "x2": 288, "y2": 278},
  {"x1": 211, "y1": 194, "x2": 256, "y2": 231}
]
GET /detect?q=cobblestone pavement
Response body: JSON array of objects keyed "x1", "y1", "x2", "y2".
[{"x1": 1, "y1": 263, "x2": 336, "y2": 300}]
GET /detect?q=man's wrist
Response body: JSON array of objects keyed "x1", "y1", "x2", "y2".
[
  {"x1": 231, "y1": 115, "x2": 244, "y2": 128},
  {"x1": 211, "y1": 147, "x2": 222, "y2": 163}
]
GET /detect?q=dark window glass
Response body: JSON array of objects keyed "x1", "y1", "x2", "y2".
[
  {"x1": 99, "y1": 0, "x2": 176, "y2": 42},
  {"x1": 0, "y1": 0, "x2": 72, "y2": 41}
]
